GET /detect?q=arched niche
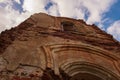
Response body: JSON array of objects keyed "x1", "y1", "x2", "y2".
[
  {"x1": 70, "y1": 73, "x2": 102, "y2": 80},
  {"x1": 60, "y1": 61, "x2": 120, "y2": 80},
  {"x1": 61, "y1": 21, "x2": 76, "y2": 31},
  {"x1": 42, "y1": 44, "x2": 120, "y2": 79}
]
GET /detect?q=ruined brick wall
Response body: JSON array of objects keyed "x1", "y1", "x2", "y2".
[{"x1": 0, "y1": 13, "x2": 120, "y2": 80}]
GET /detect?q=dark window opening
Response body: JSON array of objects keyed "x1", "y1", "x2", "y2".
[{"x1": 61, "y1": 21, "x2": 76, "y2": 31}]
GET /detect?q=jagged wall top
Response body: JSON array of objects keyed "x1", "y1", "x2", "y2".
[{"x1": 0, "y1": 13, "x2": 120, "y2": 55}]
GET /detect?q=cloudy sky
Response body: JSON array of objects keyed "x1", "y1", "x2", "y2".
[{"x1": 0, "y1": 0, "x2": 120, "y2": 41}]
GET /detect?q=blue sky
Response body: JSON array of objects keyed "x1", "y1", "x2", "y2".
[
  {"x1": 103, "y1": 1, "x2": 120, "y2": 29},
  {"x1": 0, "y1": 0, "x2": 120, "y2": 41}
]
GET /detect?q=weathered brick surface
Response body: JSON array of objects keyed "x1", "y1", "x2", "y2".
[{"x1": 0, "y1": 13, "x2": 120, "y2": 80}]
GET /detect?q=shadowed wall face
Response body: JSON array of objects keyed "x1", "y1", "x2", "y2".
[{"x1": 70, "y1": 73, "x2": 102, "y2": 80}]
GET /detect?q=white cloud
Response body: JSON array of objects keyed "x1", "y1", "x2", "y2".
[
  {"x1": 107, "y1": 20, "x2": 120, "y2": 41},
  {"x1": 47, "y1": 3, "x2": 60, "y2": 16},
  {"x1": 22, "y1": 0, "x2": 48, "y2": 14},
  {"x1": 15, "y1": 0, "x2": 21, "y2": 4},
  {"x1": 0, "y1": 25, "x2": 6, "y2": 33},
  {"x1": 0, "y1": 0, "x2": 7, "y2": 3},
  {"x1": 50, "y1": 0, "x2": 85, "y2": 19},
  {"x1": 0, "y1": 0, "x2": 4, "y2": 3},
  {"x1": 0, "y1": 0, "x2": 31, "y2": 32},
  {"x1": 84, "y1": 0, "x2": 115, "y2": 24},
  {"x1": 50, "y1": 0, "x2": 116, "y2": 24},
  {"x1": 0, "y1": 0, "x2": 117, "y2": 34},
  {"x1": 0, "y1": 0, "x2": 51, "y2": 33},
  {"x1": 0, "y1": 1, "x2": 19, "y2": 29}
]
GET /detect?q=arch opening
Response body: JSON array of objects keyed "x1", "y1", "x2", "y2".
[
  {"x1": 70, "y1": 73, "x2": 102, "y2": 80},
  {"x1": 60, "y1": 62, "x2": 119, "y2": 80},
  {"x1": 61, "y1": 21, "x2": 76, "y2": 31}
]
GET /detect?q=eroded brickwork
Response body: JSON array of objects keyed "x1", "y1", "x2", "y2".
[{"x1": 0, "y1": 13, "x2": 120, "y2": 80}]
